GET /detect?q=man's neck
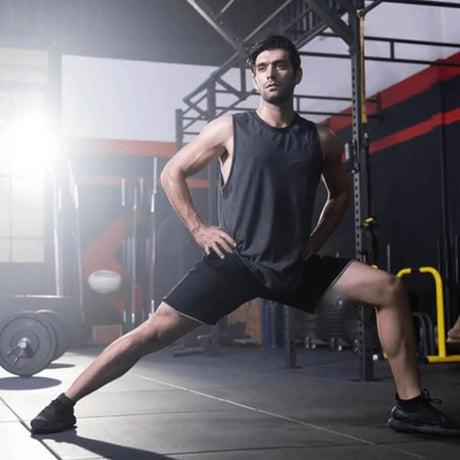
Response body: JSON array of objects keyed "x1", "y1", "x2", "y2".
[{"x1": 256, "y1": 104, "x2": 296, "y2": 128}]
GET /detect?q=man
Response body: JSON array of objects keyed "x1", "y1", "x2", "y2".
[{"x1": 31, "y1": 35, "x2": 460, "y2": 436}]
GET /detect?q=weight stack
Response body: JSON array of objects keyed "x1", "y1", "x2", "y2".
[{"x1": 315, "y1": 299, "x2": 361, "y2": 350}]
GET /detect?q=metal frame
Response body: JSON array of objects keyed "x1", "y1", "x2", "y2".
[{"x1": 176, "y1": 0, "x2": 460, "y2": 378}]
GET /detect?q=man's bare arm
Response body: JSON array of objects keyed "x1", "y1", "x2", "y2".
[
  {"x1": 305, "y1": 125, "x2": 350, "y2": 257},
  {"x1": 160, "y1": 115, "x2": 236, "y2": 258}
]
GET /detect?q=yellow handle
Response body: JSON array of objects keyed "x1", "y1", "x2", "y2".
[{"x1": 397, "y1": 266, "x2": 446, "y2": 358}]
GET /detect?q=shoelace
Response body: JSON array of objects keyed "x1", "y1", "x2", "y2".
[{"x1": 422, "y1": 388, "x2": 442, "y2": 405}]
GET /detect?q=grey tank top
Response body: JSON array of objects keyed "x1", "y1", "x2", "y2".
[{"x1": 219, "y1": 111, "x2": 324, "y2": 291}]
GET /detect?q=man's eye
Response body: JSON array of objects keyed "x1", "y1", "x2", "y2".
[{"x1": 257, "y1": 66, "x2": 266, "y2": 72}]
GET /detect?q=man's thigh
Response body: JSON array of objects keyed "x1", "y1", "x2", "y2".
[
  {"x1": 332, "y1": 260, "x2": 399, "y2": 307},
  {"x1": 164, "y1": 252, "x2": 261, "y2": 325}
]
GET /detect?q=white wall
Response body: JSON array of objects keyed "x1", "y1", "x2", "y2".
[
  {"x1": 297, "y1": 1, "x2": 460, "y2": 120},
  {"x1": 62, "y1": 55, "x2": 216, "y2": 142},
  {"x1": 62, "y1": 2, "x2": 460, "y2": 138}
]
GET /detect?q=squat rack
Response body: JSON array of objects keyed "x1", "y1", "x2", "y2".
[{"x1": 175, "y1": 0, "x2": 460, "y2": 380}]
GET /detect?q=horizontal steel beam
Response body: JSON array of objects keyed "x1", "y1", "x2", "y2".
[
  {"x1": 383, "y1": 0, "x2": 460, "y2": 8},
  {"x1": 299, "y1": 50, "x2": 460, "y2": 67},
  {"x1": 321, "y1": 32, "x2": 460, "y2": 48}
]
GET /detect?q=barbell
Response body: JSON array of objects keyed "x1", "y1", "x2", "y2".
[{"x1": 0, "y1": 310, "x2": 71, "y2": 377}]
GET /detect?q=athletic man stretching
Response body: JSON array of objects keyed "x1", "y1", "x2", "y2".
[{"x1": 31, "y1": 35, "x2": 460, "y2": 436}]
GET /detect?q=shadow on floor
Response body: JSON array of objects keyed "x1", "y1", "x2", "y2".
[
  {"x1": 36, "y1": 431, "x2": 176, "y2": 460},
  {"x1": 0, "y1": 376, "x2": 61, "y2": 390}
]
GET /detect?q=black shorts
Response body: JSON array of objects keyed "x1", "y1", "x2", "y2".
[{"x1": 164, "y1": 252, "x2": 352, "y2": 325}]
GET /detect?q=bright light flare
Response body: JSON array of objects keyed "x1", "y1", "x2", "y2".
[{"x1": 3, "y1": 113, "x2": 60, "y2": 176}]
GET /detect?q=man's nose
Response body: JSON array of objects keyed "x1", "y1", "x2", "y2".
[{"x1": 266, "y1": 64, "x2": 276, "y2": 78}]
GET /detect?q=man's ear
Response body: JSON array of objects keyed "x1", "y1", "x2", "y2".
[{"x1": 295, "y1": 67, "x2": 303, "y2": 85}]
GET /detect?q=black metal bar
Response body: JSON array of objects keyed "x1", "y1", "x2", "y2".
[
  {"x1": 306, "y1": 0, "x2": 353, "y2": 45},
  {"x1": 364, "y1": 36, "x2": 460, "y2": 48},
  {"x1": 321, "y1": 32, "x2": 460, "y2": 49},
  {"x1": 215, "y1": 77, "x2": 244, "y2": 98},
  {"x1": 183, "y1": 131, "x2": 201, "y2": 136},
  {"x1": 214, "y1": 106, "x2": 356, "y2": 117},
  {"x1": 47, "y1": 45, "x2": 63, "y2": 296},
  {"x1": 437, "y1": 81, "x2": 453, "y2": 330},
  {"x1": 216, "y1": 0, "x2": 235, "y2": 18},
  {"x1": 359, "y1": 0, "x2": 385, "y2": 15},
  {"x1": 283, "y1": 305, "x2": 299, "y2": 368},
  {"x1": 349, "y1": 1, "x2": 375, "y2": 381},
  {"x1": 299, "y1": 50, "x2": 460, "y2": 67},
  {"x1": 214, "y1": 90, "x2": 379, "y2": 103},
  {"x1": 383, "y1": 0, "x2": 460, "y2": 8},
  {"x1": 243, "y1": 0, "x2": 295, "y2": 43},
  {"x1": 182, "y1": 115, "x2": 207, "y2": 121},
  {"x1": 186, "y1": 0, "x2": 243, "y2": 53},
  {"x1": 366, "y1": 56, "x2": 460, "y2": 67},
  {"x1": 455, "y1": 234, "x2": 459, "y2": 285},
  {"x1": 175, "y1": 109, "x2": 183, "y2": 151}
]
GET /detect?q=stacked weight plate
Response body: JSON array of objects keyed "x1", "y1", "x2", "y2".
[{"x1": 0, "y1": 310, "x2": 71, "y2": 377}]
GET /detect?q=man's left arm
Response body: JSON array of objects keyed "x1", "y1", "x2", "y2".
[{"x1": 304, "y1": 125, "x2": 351, "y2": 257}]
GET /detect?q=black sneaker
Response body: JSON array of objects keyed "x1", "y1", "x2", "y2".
[
  {"x1": 388, "y1": 389, "x2": 460, "y2": 436},
  {"x1": 30, "y1": 393, "x2": 76, "y2": 434}
]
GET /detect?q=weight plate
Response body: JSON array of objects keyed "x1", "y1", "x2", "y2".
[
  {"x1": 37, "y1": 309, "x2": 71, "y2": 360},
  {"x1": 0, "y1": 311, "x2": 57, "y2": 377}
]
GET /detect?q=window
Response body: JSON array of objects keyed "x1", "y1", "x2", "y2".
[{"x1": 0, "y1": 48, "x2": 51, "y2": 263}]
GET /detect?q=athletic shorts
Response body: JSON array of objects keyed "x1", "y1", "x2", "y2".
[{"x1": 164, "y1": 252, "x2": 352, "y2": 325}]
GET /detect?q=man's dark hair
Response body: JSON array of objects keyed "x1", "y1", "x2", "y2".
[{"x1": 246, "y1": 35, "x2": 301, "y2": 74}]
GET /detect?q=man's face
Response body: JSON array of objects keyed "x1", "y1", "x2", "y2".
[{"x1": 252, "y1": 48, "x2": 302, "y2": 105}]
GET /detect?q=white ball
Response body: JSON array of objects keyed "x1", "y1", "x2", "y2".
[{"x1": 88, "y1": 270, "x2": 122, "y2": 294}]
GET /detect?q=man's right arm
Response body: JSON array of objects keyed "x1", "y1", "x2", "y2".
[{"x1": 160, "y1": 115, "x2": 236, "y2": 259}]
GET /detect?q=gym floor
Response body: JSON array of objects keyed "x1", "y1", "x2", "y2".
[{"x1": 1, "y1": 345, "x2": 459, "y2": 459}]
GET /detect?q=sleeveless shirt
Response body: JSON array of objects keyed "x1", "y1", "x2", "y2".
[{"x1": 219, "y1": 111, "x2": 324, "y2": 291}]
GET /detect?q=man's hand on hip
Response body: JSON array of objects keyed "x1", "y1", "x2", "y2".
[{"x1": 191, "y1": 223, "x2": 237, "y2": 259}]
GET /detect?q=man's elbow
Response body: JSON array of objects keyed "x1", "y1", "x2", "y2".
[
  {"x1": 333, "y1": 188, "x2": 350, "y2": 211},
  {"x1": 161, "y1": 161, "x2": 180, "y2": 185},
  {"x1": 159, "y1": 166, "x2": 169, "y2": 190}
]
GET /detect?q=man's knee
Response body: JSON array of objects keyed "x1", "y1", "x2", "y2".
[
  {"x1": 377, "y1": 272, "x2": 407, "y2": 308},
  {"x1": 133, "y1": 303, "x2": 199, "y2": 352}
]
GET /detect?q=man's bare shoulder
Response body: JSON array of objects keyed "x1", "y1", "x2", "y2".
[
  {"x1": 203, "y1": 114, "x2": 233, "y2": 138},
  {"x1": 315, "y1": 123, "x2": 343, "y2": 158},
  {"x1": 315, "y1": 123, "x2": 336, "y2": 143}
]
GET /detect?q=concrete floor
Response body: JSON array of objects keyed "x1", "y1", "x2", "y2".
[{"x1": 1, "y1": 344, "x2": 460, "y2": 459}]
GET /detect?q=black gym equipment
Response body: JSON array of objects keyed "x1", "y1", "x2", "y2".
[
  {"x1": 37, "y1": 309, "x2": 71, "y2": 361},
  {"x1": 0, "y1": 311, "x2": 57, "y2": 377}
]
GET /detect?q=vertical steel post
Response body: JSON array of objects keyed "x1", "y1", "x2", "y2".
[
  {"x1": 206, "y1": 81, "x2": 222, "y2": 355},
  {"x1": 349, "y1": 2, "x2": 375, "y2": 381},
  {"x1": 175, "y1": 109, "x2": 184, "y2": 151},
  {"x1": 283, "y1": 305, "x2": 299, "y2": 368},
  {"x1": 437, "y1": 83, "x2": 453, "y2": 329},
  {"x1": 48, "y1": 46, "x2": 63, "y2": 296}
]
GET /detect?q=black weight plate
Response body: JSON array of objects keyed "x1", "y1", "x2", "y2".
[
  {"x1": 0, "y1": 311, "x2": 57, "y2": 377},
  {"x1": 37, "y1": 309, "x2": 71, "y2": 360}
]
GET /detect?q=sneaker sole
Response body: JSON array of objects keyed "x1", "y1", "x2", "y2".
[
  {"x1": 31, "y1": 418, "x2": 76, "y2": 435},
  {"x1": 388, "y1": 417, "x2": 460, "y2": 437}
]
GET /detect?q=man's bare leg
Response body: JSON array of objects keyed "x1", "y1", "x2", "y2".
[
  {"x1": 66, "y1": 302, "x2": 200, "y2": 402},
  {"x1": 332, "y1": 261, "x2": 421, "y2": 399},
  {"x1": 333, "y1": 261, "x2": 460, "y2": 435},
  {"x1": 30, "y1": 302, "x2": 200, "y2": 434},
  {"x1": 447, "y1": 315, "x2": 460, "y2": 342}
]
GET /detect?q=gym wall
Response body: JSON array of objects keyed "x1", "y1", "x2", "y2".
[{"x1": 322, "y1": 51, "x2": 460, "y2": 321}]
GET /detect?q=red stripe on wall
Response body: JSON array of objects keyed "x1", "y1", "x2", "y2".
[
  {"x1": 329, "y1": 51, "x2": 460, "y2": 132},
  {"x1": 380, "y1": 52, "x2": 460, "y2": 110},
  {"x1": 370, "y1": 107, "x2": 460, "y2": 154},
  {"x1": 186, "y1": 178, "x2": 209, "y2": 188}
]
